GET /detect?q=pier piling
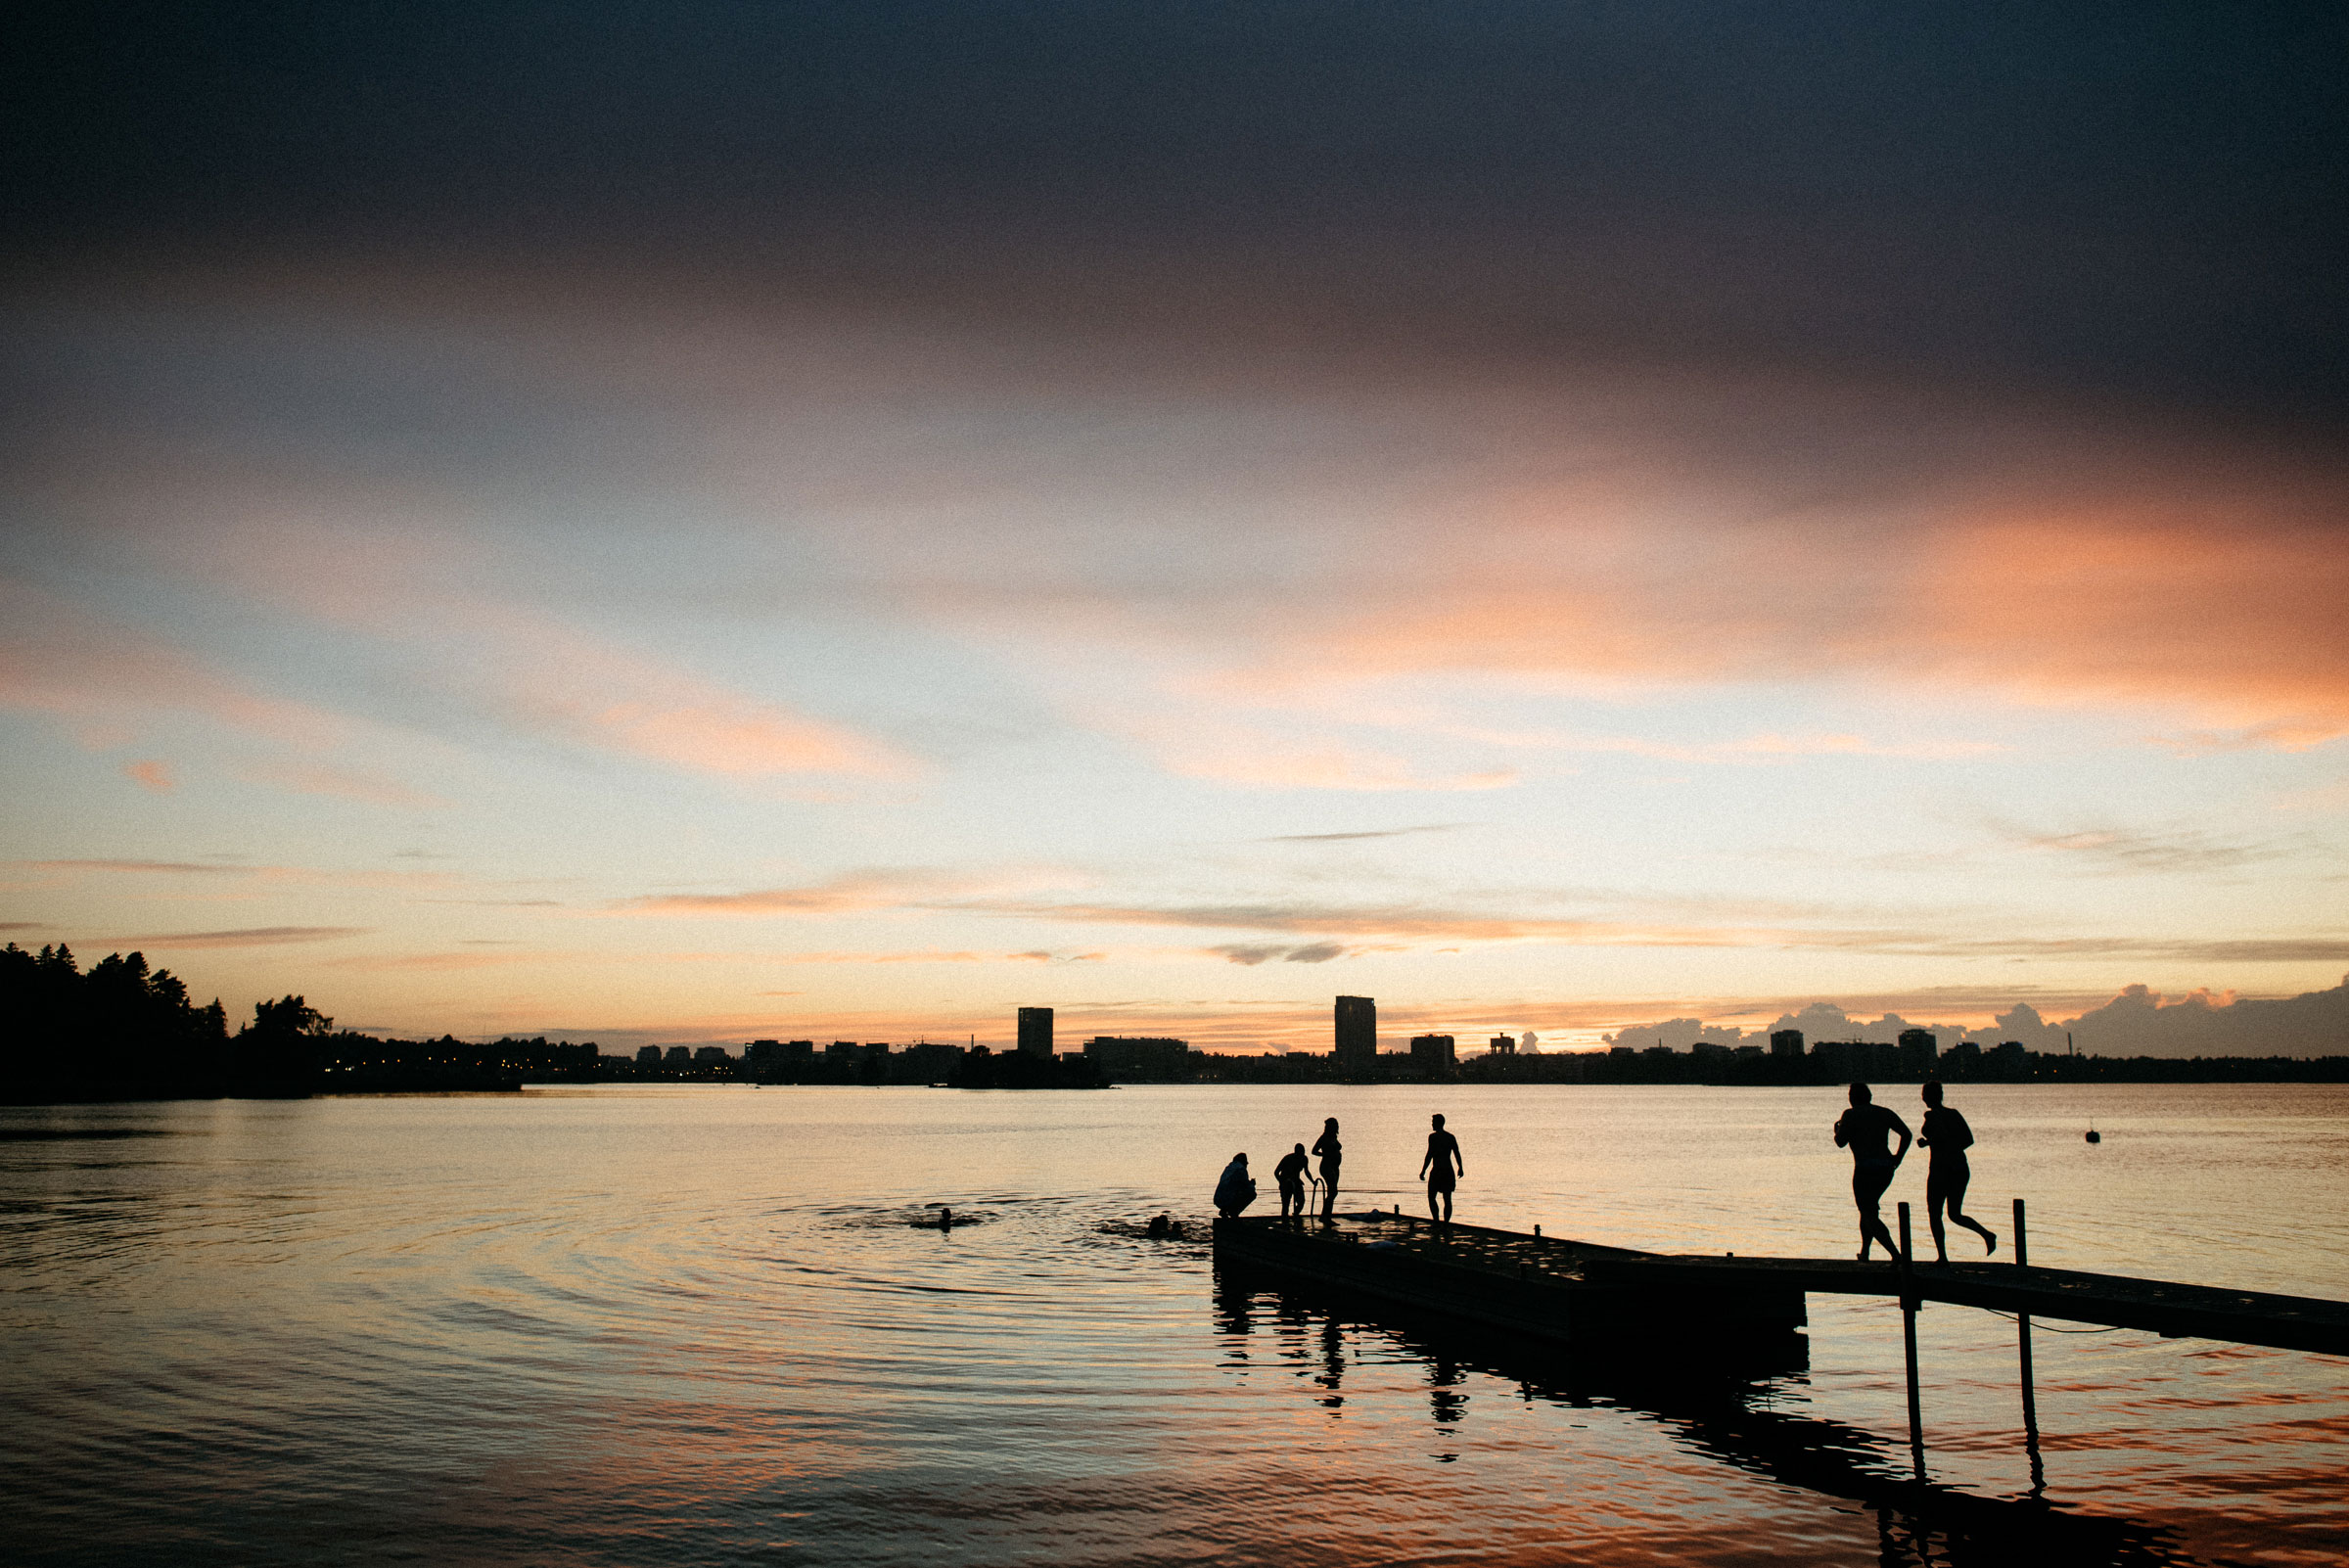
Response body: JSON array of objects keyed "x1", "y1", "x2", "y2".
[
  {"x1": 2015, "y1": 1197, "x2": 2044, "y2": 1491},
  {"x1": 1898, "y1": 1201, "x2": 1923, "y2": 1475}
]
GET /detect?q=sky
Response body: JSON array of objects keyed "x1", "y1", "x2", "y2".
[{"x1": 3, "y1": 3, "x2": 2345, "y2": 1054}]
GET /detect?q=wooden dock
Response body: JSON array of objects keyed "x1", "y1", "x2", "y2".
[
  {"x1": 1585, "y1": 1251, "x2": 2349, "y2": 1358},
  {"x1": 1214, "y1": 1209, "x2": 2349, "y2": 1358},
  {"x1": 1212, "y1": 1211, "x2": 1808, "y2": 1347}
]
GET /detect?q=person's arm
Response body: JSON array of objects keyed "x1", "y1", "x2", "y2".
[
  {"x1": 1833, "y1": 1112, "x2": 1849, "y2": 1148},
  {"x1": 1889, "y1": 1111, "x2": 1913, "y2": 1162},
  {"x1": 1418, "y1": 1145, "x2": 1433, "y2": 1177},
  {"x1": 1452, "y1": 1142, "x2": 1464, "y2": 1177}
]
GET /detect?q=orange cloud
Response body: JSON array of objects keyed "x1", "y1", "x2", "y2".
[
  {"x1": 239, "y1": 762, "x2": 450, "y2": 809},
  {"x1": 1158, "y1": 741, "x2": 1517, "y2": 793},
  {"x1": 122, "y1": 760, "x2": 175, "y2": 792},
  {"x1": 327, "y1": 951, "x2": 548, "y2": 971},
  {"x1": 621, "y1": 865, "x2": 1079, "y2": 917},
  {"x1": 96, "y1": 926, "x2": 369, "y2": 948}
]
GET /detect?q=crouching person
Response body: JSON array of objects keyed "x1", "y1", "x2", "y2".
[{"x1": 1215, "y1": 1152, "x2": 1258, "y2": 1219}]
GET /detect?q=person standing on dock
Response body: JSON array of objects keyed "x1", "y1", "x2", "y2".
[
  {"x1": 1833, "y1": 1083, "x2": 1911, "y2": 1262},
  {"x1": 1273, "y1": 1142, "x2": 1311, "y2": 1219},
  {"x1": 1312, "y1": 1118, "x2": 1343, "y2": 1221},
  {"x1": 1918, "y1": 1080, "x2": 1998, "y2": 1263},
  {"x1": 1419, "y1": 1114, "x2": 1464, "y2": 1223}
]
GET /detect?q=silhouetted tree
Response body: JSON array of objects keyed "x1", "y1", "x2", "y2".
[
  {"x1": 232, "y1": 994, "x2": 334, "y2": 1097},
  {"x1": 0, "y1": 944, "x2": 231, "y2": 1102}
]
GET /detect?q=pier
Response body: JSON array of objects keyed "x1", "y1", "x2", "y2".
[
  {"x1": 1212, "y1": 1210, "x2": 1810, "y2": 1348},
  {"x1": 1213, "y1": 1203, "x2": 2349, "y2": 1357},
  {"x1": 1216, "y1": 1199, "x2": 2349, "y2": 1484}
]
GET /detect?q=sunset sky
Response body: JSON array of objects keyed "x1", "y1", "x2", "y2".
[{"x1": 4, "y1": 5, "x2": 2344, "y2": 1052}]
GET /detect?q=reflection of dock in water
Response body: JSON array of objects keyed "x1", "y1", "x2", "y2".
[{"x1": 1213, "y1": 1274, "x2": 2196, "y2": 1567}]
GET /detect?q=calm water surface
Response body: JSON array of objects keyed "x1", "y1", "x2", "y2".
[{"x1": 4, "y1": 1083, "x2": 2344, "y2": 1566}]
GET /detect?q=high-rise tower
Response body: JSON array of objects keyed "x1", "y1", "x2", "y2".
[
  {"x1": 1334, "y1": 995, "x2": 1376, "y2": 1079},
  {"x1": 1016, "y1": 1007, "x2": 1054, "y2": 1058}
]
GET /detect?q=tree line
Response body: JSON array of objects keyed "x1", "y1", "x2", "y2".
[{"x1": 0, "y1": 944, "x2": 597, "y2": 1102}]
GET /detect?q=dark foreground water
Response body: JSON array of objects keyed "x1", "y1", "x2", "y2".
[{"x1": 3, "y1": 1083, "x2": 2344, "y2": 1567}]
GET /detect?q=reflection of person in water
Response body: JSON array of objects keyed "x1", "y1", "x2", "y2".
[
  {"x1": 1273, "y1": 1143, "x2": 1311, "y2": 1219},
  {"x1": 1832, "y1": 1083, "x2": 1911, "y2": 1261},
  {"x1": 1419, "y1": 1114, "x2": 1463, "y2": 1222},
  {"x1": 1311, "y1": 1119, "x2": 1343, "y2": 1220},
  {"x1": 1919, "y1": 1081, "x2": 1998, "y2": 1263},
  {"x1": 1215, "y1": 1152, "x2": 1258, "y2": 1218}
]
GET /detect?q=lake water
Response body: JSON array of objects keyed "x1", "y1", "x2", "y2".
[{"x1": 4, "y1": 1083, "x2": 2344, "y2": 1567}]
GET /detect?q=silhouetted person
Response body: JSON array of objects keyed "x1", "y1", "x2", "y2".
[
  {"x1": 1312, "y1": 1118, "x2": 1343, "y2": 1220},
  {"x1": 1919, "y1": 1081, "x2": 1997, "y2": 1263},
  {"x1": 1146, "y1": 1212, "x2": 1171, "y2": 1239},
  {"x1": 1274, "y1": 1142, "x2": 1311, "y2": 1219},
  {"x1": 1419, "y1": 1113, "x2": 1463, "y2": 1222},
  {"x1": 1833, "y1": 1083, "x2": 1911, "y2": 1261},
  {"x1": 1215, "y1": 1152, "x2": 1258, "y2": 1218}
]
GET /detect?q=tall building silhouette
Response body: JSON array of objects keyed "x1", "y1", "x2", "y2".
[
  {"x1": 1017, "y1": 1007, "x2": 1053, "y2": 1058},
  {"x1": 1334, "y1": 995, "x2": 1376, "y2": 1078}
]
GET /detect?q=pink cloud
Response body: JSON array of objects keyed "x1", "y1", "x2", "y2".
[
  {"x1": 97, "y1": 926, "x2": 369, "y2": 948},
  {"x1": 622, "y1": 865, "x2": 1079, "y2": 917},
  {"x1": 238, "y1": 762, "x2": 449, "y2": 809},
  {"x1": 0, "y1": 579, "x2": 345, "y2": 749},
  {"x1": 122, "y1": 760, "x2": 175, "y2": 793}
]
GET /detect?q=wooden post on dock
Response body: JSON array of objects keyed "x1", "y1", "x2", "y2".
[
  {"x1": 1898, "y1": 1201, "x2": 1923, "y2": 1476},
  {"x1": 2014, "y1": 1197, "x2": 2044, "y2": 1491}
]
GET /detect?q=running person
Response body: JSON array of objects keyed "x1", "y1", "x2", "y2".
[
  {"x1": 1311, "y1": 1118, "x2": 1343, "y2": 1221},
  {"x1": 1419, "y1": 1114, "x2": 1463, "y2": 1222},
  {"x1": 1919, "y1": 1081, "x2": 1997, "y2": 1263},
  {"x1": 1832, "y1": 1083, "x2": 1911, "y2": 1261}
]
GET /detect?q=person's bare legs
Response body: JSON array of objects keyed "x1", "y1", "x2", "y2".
[
  {"x1": 1855, "y1": 1165, "x2": 1900, "y2": 1260},
  {"x1": 1941, "y1": 1167, "x2": 1997, "y2": 1255}
]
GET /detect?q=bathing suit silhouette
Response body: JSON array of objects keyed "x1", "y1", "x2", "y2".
[
  {"x1": 1312, "y1": 1120, "x2": 1343, "y2": 1220},
  {"x1": 1273, "y1": 1144, "x2": 1311, "y2": 1219},
  {"x1": 1919, "y1": 1081, "x2": 1998, "y2": 1262},
  {"x1": 1419, "y1": 1114, "x2": 1463, "y2": 1222},
  {"x1": 1833, "y1": 1083, "x2": 1911, "y2": 1261}
]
